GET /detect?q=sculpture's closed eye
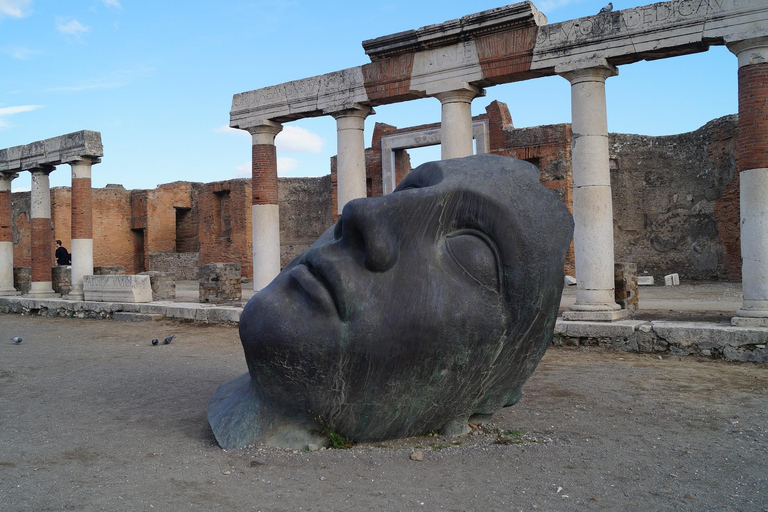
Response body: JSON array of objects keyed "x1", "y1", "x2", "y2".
[{"x1": 444, "y1": 229, "x2": 501, "y2": 293}]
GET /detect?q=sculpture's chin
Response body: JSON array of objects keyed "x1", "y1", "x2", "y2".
[{"x1": 207, "y1": 373, "x2": 326, "y2": 450}]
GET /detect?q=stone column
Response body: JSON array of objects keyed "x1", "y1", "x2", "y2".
[
  {"x1": 557, "y1": 61, "x2": 626, "y2": 321},
  {"x1": 332, "y1": 106, "x2": 373, "y2": 215},
  {"x1": 65, "y1": 156, "x2": 100, "y2": 300},
  {"x1": 28, "y1": 165, "x2": 58, "y2": 297},
  {"x1": 247, "y1": 120, "x2": 283, "y2": 292},
  {"x1": 728, "y1": 37, "x2": 768, "y2": 326},
  {"x1": 0, "y1": 172, "x2": 20, "y2": 295},
  {"x1": 433, "y1": 86, "x2": 480, "y2": 160}
]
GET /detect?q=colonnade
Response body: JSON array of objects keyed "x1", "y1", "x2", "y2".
[
  {"x1": 0, "y1": 151, "x2": 99, "y2": 299},
  {"x1": 247, "y1": 85, "x2": 481, "y2": 291}
]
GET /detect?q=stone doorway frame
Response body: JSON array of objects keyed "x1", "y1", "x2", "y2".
[{"x1": 380, "y1": 119, "x2": 490, "y2": 194}]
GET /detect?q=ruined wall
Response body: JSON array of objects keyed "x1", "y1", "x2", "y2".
[
  {"x1": 11, "y1": 191, "x2": 31, "y2": 267},
  {"x1": 610, "y1": 115, "x2": 739, "y2": 281},
  {"x1": 279, "y1": 176, "x2": 333, "y2": 266},
  {"x1": 198, "y1": 179, "x2": 252, "y2": 278}
]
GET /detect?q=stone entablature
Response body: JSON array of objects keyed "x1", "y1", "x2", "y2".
[
  {"x1": 230, "y1": 0, "x2": 767, "y2": 130},
  {"x1": 362, "y1": 2, "x2": 546, "y2": 61},
  {"x1": 0, "y1": 131, "x2": 103, "y2": 171}
]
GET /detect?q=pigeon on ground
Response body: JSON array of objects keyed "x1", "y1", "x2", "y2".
[
  {"x1": 599, "y1": 2, "x2": 613, "y2": 13},
  {"x1": 151, "y1": 338, "x2": 159, "y2": 346},
  {"x1": 163, "y1": 335, "x2": 175, "y2": 345},
  {"x1": 11, "y1": 337, "x2": 22, "y2": 344}
]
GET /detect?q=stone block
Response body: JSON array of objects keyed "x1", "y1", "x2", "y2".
[
  {"x1": 149, "y1": 253, "x2": 199, "y2": 280},
  {"x1": 138, "y1": 271, "x2": 176, "y2": 300},
  {"x1": 564, "y1": 275, "x2": 577, "y2": 286},
  {"x1": 638, "y1": 276, "x2": 655, "y2": 286},
  {"x1": 52, "y1": 266, "x2": 71, "y2": 296},
  {"x1": 83, "y1": 275, "x2": 153, "y2": 303},
  {"x1": 13, "y1": 267, "x2": 31, "y2": 295},
  {"x1": 614, "y1": 262, "x2": 638, "y2": 312},
  {"x1": 664, "y1": 273, "x2": 680, "y2": 286},
  {"x1": 113, "y1": 312, "x2": 163, "y2": 322},
  {"x1": 199, "y1": 263, "x2": 242, "y2": 304}
]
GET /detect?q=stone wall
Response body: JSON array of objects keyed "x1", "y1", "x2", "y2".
[
  {"x1": 149, "y1": 252, "x2": 199, "y2": 280},
  {"x1": 279, "y1": 176, "x2": 333, "y2": 266},
  {"x1": 198, "y1": 179, "x2": 251, "y2": 278},
  {"x1": 610, "y1": 115, "x2": 738, "y2": 281}
]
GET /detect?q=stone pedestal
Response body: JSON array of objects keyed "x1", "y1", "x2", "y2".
[
  {"x1": 52, "y1": 265, "x2": 72, "y2": 296},
  {"x1": 138, "y1": 270, "x2": 176, "y2": 300},
  {"x1": 558, "y1": 61, "x2": 626, "y2": 322},
  {"x1": 13, "y1": 267, "x2": 31, "y2": 295},
  {"x1": 199, "y1": 263, "x2": 242, "y2": 304},
  {"x1": 332, "y1": 106, "x2": 372, "y2": 215},
  {"x1": 728, "y1": 37, "x2": 768, "y2": 327},
  {"x1": 614, "y1": 262, "x2": 638, "y2": 313},
  {"x1": 248, "y1": 121, "x2": 283, "y2": 292},
  {"x1": 434, "y1": 87, "x2": 480, "y2": 160}
]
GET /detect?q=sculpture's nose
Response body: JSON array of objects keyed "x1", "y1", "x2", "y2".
[{"x1": 335, "y1": 197, "x2": 399, "y2": 272}]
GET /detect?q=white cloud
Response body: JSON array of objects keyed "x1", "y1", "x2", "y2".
[
  {"x1": 56, "y1": 18, "x2": 90, "y2": 37},
  {"x1": 277, "y1": 157, "x2": 299, "y2": 176},
  {"x1": 43, "y1": 67, "x2": 151, "y2": 93},
  {"x1": 99, "y1": 0, "x2": 122, "y2": 9},
  {"x1": 276, "y1": 125, "x2": 323, "y2": 154},
  {"x1": 216, "y1": 124, "x2": 249, "y2": 138},
  {"x1": 0, "y1": 104, "x2": 42, "y2": 130},
  {"x1": 2, "y1": 45, "x2": 39, "y2": 59},
  {"x1": 0, "y1": 0, "x2": 31, "y2": 19}
]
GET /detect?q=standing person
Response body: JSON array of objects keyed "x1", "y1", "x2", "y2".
[{"x1": 54, "y1": 240, "x2": 71, "y2": 266}]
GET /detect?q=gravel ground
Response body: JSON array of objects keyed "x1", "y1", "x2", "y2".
[{"x1": 1, "y1": 314, "x2": 766, "y2": 511}]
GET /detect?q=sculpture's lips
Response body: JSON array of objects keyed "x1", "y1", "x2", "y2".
[{"x1": 288, "y1": 263, "x2": 340, "y2": 317}]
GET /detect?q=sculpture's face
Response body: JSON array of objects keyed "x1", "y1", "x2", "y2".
[{"x1": 238, "y1": 155, "x2": 572, "y2": 441}]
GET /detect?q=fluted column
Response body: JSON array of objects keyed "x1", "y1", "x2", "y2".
[
  {"x1": 433, "y1": 86, "x2": 480, "y2": 160},
  {"x1": 28, "y1": 165, "x2": 58, "y2": 297},
  {"x1": 558, "y1": 61, "x2": 625, "y2": 321},
  {"x1": 0, "y1": 172, "x2": 20, "y2": 295},
  {"x1": 332, "y1": 106, "x2": 373, "y2": 215},
  {"x1": 247, "y1": 120, "x2": 283, "y2": 292},
  {"x1": 65, "y1": 156, "x2": 99, "y2": 300},
  {"x1": 728, "y1": 37, "x2": 768, "y2": 326}
]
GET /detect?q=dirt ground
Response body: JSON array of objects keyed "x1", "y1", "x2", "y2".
[{"x1": 1, "y1": 314, "x2": 766, "y2": 511}]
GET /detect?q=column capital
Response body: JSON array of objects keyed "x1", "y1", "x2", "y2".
[
  {"x1": 432, "y1": 85, "x2": 482, "y2": 104},
  {"x1": 556, "y1": 58, "x2": 618, "y2": 84},
  {"x1": 28, "y1": 164, "x2": 55, "y2": 176},
  {"x1": 330, "y1": 104, "x2": 373, "y2": 121},
  {"x1": 65, "y1": 155, "x2": 101, "y2": 166},
  {"x1": 244, "y1": 120, "x2": 283, "y2": 145},
  {"x1": 727, "y1": 36, "x2": 768, "y2": 69},
  {"x1": 0, "y1": 171, "x2": 19, "y2": 188}
]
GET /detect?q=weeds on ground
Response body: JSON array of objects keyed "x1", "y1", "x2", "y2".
[{"x1": 311, "y1": 415, "x2": 354, "y2": 449}]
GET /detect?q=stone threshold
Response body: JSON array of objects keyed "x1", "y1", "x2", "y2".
[
  {"x1": 556, "y1": 319, "x2": 768, "y2": 363},
  {"x1": 0, "y1": 296, "x2": 243, "y2": 325}
]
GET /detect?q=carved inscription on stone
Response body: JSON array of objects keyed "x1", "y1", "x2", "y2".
[
  {"x1": 411, "y1": 40, "x2": 483, "y2": 95},
  {"x1": 536, "y1": 0, "x2": 736, "y2": 47}
]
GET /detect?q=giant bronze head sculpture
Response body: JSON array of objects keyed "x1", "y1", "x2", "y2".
[{"x1": 209, "y1": 154, "x2": 574, "y2": 449}]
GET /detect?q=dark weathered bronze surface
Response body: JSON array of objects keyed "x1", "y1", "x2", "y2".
[{"x1": 209, "y1": 154, "x2": 574, "y2": 449}]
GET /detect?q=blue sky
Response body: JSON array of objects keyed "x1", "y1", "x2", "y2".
[{"x1": 1, "y1": 0, "x2": 737, "y2": 192}]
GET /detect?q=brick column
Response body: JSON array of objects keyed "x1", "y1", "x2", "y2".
[
  {"x1": 28, "y1": 165, "x2": 58, "y2": 297},
  {"x1": 0, "y1": 172, "x2": 20, "y2": 295},
  {"x1": 247, "y1": 120, "x2": 283, "y2": 292},
  {"x1": 728, "y1": 37, "x2": 768, "y2": 326},
  {"x1": 433, "y1": 86, "x2": 480, "y2": 160},
  {"x1": 557, "y1": 61, "x2": 626, "y2": 321},
  {"x1": 65, "y1": 156, "x2": 99, "y2": 300},
  {"x1": 332, "y1": 106, "x2": 373, "y2": 215}
]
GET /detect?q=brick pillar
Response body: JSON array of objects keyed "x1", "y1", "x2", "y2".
[
  {"x1": 0, "y1": 172, "x2": 20, "y2": 295},
  {"x1": 247, "y1": 120, "x2": 283, "y2": 292},
  {"x1": 728, "y1": 37, "x2": 768, "y2": 326},
  {"x1": 332, "y1": 105, "x2": 372, "y2": 215},
  {"x1": 557, "y1": 60, "x2": 626, "y2": 321},
  {"x1": 433, "y1": 86, "x2": 481, "y2": 160},
  {"x1": 65, "y1": 156, "x2": 99, "y2": 300},
  {"x1": 28, "y1": 165, "x2": 58, "y2": 297}
]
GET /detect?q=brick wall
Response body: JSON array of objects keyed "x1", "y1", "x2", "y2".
[{"x1": 198, "y1": 179, "x2": 252, "y2": 278}]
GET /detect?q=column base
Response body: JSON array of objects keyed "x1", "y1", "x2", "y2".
[
  {"x1": 562, "y1": 309, "x2": 629, "y2": 322},
  {"x1": 26, "y1": 281, "x2": 60, "y2": 298},
  {"x1": 0, "y1": 288, "x2": 21, "y2": 296},
  {"x1": 731, "y1": 312, "x2": 768, "y2": 327},
  {"x1": 63, "y1": 292, "x2": 84, "y2": 301}
]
